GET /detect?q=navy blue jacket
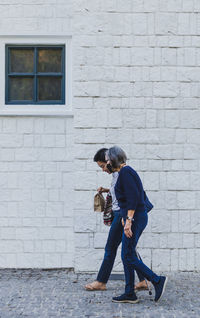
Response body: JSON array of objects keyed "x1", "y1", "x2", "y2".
[{"x1": 115, "y1": 166, "x2": 146, "y2": 215}]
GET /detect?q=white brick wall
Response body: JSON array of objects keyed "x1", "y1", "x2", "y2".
[
  {"x1": 72, "y1": 0, "x2": 200, "y2": 273},
  {"x1": 0, "y1": 0, "x2": 199, "y2": 272},
  {"x1": 0, "y1": 116, "x2": 74, "y2": 268}
]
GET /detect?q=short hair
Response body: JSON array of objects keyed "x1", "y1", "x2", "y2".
[
  {"x1": 93, "y1": 148, "x2": 108, "y2": 163},
  {"x1": 107, "y1": 146, "x2": 127, "y2": 169}
]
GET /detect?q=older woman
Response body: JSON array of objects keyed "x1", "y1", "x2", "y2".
[
  {"x1": 85, "y1": 148, "x2": 149, "y2": 292},
  {"x1": 107, "y1": 146, "x2": 167, "y2": 304}
]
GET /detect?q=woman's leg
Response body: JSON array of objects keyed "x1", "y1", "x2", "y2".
[
  {"x1": 135, "y1": 251, "x2": 150, "y2": 290},
  {"x1": 121, "y1": 215, "x2": 160, "y2": 295},
  {"x1": 136, "y1": 270, "x2": 145, "y2": 282},
  {"x1": 97, "y1": 212, "x2": 146, "y2": 284},
  {"x1": 96, "y1": 211, "x2": 123, "y2": 283},
  {"x1": 85, "y1": 211, "x2": 123, "y2": 290},
  {"x1": 135, "y1": 251, "x2": 145, "y2": 282}
]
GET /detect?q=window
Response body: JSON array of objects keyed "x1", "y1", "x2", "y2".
[{"x1": 5, "y1": 45, "x2": 65, "y2": 105}]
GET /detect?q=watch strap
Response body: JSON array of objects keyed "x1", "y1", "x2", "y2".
[{"x1": 126, "y1": 216, "x2": 133, "y2": 221}]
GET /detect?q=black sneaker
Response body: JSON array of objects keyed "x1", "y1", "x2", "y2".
[
  {"x1": 112, "y1": 293, "x2": 139, "y2": 304},
  {"x1": 153, "y1": 276, "x2": 168, "y2": 302}
]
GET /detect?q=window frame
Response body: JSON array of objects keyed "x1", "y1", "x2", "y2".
[
  {"x1": 0, "y1": 35, "x2": 72, "y2": 117},
  {"x1": 5, "y1": 44, "x2": 65, "y2": 105}
]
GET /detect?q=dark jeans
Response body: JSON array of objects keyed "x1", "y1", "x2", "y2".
[
  {"x1": 97, "y1": 210, "x2": 145, "y2": 284},
  {"x1": 121, "y1": 210, "x2": 160, "y2": 295}
]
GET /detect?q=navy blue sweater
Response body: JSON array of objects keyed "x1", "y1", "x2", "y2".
[{"x1": 115, "y1": 165, "x2": 145, "y2": 215}]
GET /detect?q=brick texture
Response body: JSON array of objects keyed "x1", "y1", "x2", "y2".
[
  {"x1": 72, "y1": 0, "x2": 200, "y2": 272},
  {"x1": 0, "y1": 0, "x2": 199, "y2": 272}
]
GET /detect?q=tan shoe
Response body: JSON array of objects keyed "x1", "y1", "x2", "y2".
[
  {"x1": 85, "y1": 281, "x2": 107, "y2": 291},
  {"x1": 134, "y1": 280, "x2": 151, "y2": 291}
]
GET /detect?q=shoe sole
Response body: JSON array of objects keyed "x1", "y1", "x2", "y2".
[
  {"x1": 112, "y1": 299, "x2": 139, "y2": 304},
  {"x1": 85, "y1": 288, "x2": 107, "y2": 291},
  {"x1": 155, "y1": 276, "x2": 168, "y2": 302}
]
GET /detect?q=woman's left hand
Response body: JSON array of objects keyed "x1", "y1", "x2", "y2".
[{"x1": 124, "y1": 220, "x2": 133, "y2": 238}]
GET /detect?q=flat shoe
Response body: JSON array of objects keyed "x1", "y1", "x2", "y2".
[
  {"x1": 134, "y1": 285, "x2": 149, "y2": 291},
  {"x1": 85, "y1": 283, "x2": 107, "y2": 291}
]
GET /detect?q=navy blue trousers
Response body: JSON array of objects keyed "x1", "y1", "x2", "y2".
[
  {"x1": 121, "y1": 210, "x2": 160, "y2": 295},
  {"x1": 97, "y1": 210, "x2": 145, "y2": 284}
]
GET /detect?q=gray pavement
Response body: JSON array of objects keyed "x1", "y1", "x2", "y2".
[{"x1": 0, "y1": 269, "x2": 199, "y2": 318}]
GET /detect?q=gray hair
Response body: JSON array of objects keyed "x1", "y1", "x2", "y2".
[{"x1": 107, "y1": 146, "x2": 127, "y2": 169}]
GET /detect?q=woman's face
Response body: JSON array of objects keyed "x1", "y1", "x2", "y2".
[
  {"x1": 97, "y1": 161, "x2": 111, "y2": 174},
  {"x1": 105, "y1": 153, "x2": 117, "y2": 172}
]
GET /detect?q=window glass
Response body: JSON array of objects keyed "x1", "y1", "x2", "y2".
[
  {"x1": 38, "y1": 77, "x2": 62, "y2": 101},
  {"x1": 10, "y1": 48, "x2": 34, "y2": 73},
  {"x1": 38, "y1": 48, "x2": 62, "y2": 73},
  {"x1": 6, "y1": 45, "x2": 65, "y2": 104},
  {"x1": 9, "y1": 77, "x2": 34, "y2": 101}
]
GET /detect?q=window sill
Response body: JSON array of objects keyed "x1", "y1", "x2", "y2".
[{"x1": 0, "y1": 106, "x2": 73, "y2": 117}]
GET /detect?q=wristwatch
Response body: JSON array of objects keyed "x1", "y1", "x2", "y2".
[{"x1": 126, "y1": 216, "x2": 134, "y2": 221}]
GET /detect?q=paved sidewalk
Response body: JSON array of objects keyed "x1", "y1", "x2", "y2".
[{"x1": 0, "y1": 269, "x2": 199, "y2": 318}]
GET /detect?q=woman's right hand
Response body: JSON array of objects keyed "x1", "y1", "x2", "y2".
[
  {"x1": 124, "y1": 220, "x2": 133, "y2": 238},
  {"x1": 97, "y1": 186, "x2": 104, "y2": 193},
  {"x1": 97, "y1": 187, "x2": 109, "y2": 193}
]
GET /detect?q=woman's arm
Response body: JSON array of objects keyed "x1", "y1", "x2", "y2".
[
  {"x1": 120, "y1": 168, "x2": 139, "y2": 238},
  {"x1": 120, "y1": 168, "x2": 140, "y2": 209},
  {"x1": 124, "y1": 209, "x2": 135, "y2": 238}
]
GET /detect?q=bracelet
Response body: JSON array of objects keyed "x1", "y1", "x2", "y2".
[{"x1": 126, "y1": 216, "x2": 134, "y2": 221}]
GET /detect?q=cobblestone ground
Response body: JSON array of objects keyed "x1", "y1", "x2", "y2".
[{"x1": 0, "y1": 270, "x2": 199, "y2": 318}]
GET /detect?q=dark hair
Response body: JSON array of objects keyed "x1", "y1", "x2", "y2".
[
  {"x1": 107, "y1": 146, "x2": 127, "y2": 169},
  {"x1": 93, "y1": 148, "x2": 108, "y2": 163}
]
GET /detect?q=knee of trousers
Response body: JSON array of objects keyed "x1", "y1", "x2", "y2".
[
  {"x1": 121, "y1": 250, "x2": 138, "y2": 266},
  {"x1": 104, "y1": 248, "x2": 117, "y2": 260}
]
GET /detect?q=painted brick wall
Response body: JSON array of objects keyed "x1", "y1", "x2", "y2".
[
  {"x1": 0, "y1": 117, "x2": 74, "y2": 268},
  {"x1": 0, "y1": 0, "x2": 199, "y2": 271},
  {"x1": 0, "y1": 0, "x2": 74, "y2": 268},
  {"x1": 73, "y1": 0, "x2": 200, "y2": 272}
]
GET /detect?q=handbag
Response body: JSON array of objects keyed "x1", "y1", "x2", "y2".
[
  {"x1": 94, "y1": 193, "x2": 105, "y2": 212},
  {"x1": 144, "y1": 191, "x2": 153, "y2": 213},
  {"x1": 103, "y1": 192, "x2": 113, "y2": 226}
]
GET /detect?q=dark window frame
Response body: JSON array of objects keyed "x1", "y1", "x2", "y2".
[{"x1": 5, "y1": 45, "x2": 65, "y2": 105}]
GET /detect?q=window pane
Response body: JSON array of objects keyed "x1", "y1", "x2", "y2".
[
  {"x1": 9, "y1": 77, "x2": 34, "y2": 101},
  {"x1": 38, "y1": 49, "x2": 62, "y2": 73},
  {"x1": 38, "y1": 77, "x2": 62, "y2": 101},
  {"x1": 10, "y1": 49, "x2": 34, "y2": 73}
]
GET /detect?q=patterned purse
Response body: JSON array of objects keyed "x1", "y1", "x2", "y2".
[{"x1": 103, "y1": 192, "x2": 113, "y2": 226}]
